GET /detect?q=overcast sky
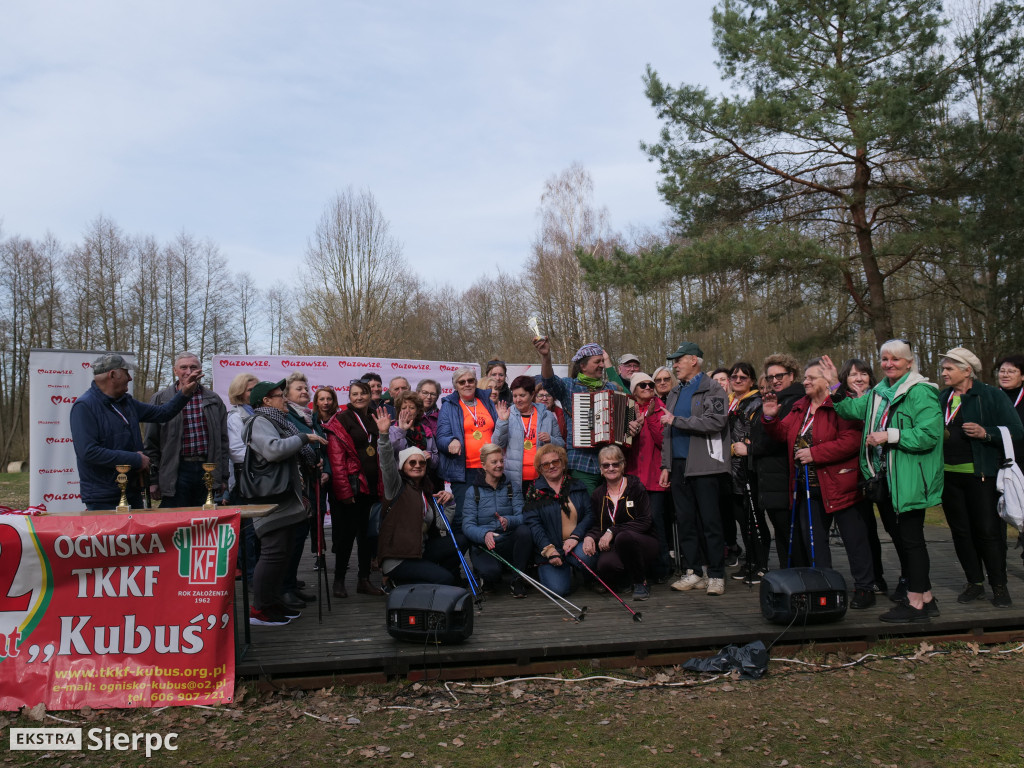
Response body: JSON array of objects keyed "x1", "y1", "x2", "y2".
[{"x1": 1, "y1": 1, "x2": 724, "y2": 290}]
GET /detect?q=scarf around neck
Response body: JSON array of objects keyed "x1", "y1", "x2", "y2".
[
  {"x1": 254, "y1": 406, "x2": 318, "y2": 470},
  {"x1": 576, "y1": 372, "x2": 603, "y2": 389}
]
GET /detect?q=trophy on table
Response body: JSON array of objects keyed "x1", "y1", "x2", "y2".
[
  {"x1": 202, "y1": 463, "x2": 218, "y2": 510},
  {"x1": 115, "y1": 464, "x2": 132, "y2": 513}
]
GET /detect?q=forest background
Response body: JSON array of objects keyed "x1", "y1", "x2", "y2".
[{"x1": 2, "y1": 0, "x2": 1024, "y2": 469}]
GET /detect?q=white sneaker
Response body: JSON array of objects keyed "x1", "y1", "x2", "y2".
[
  {"x1": 706, "y1": 577, "x2": 725, "y2": 596},
  {"x1": 671, "y1": 569, "x2": 708, "y2": 592}
]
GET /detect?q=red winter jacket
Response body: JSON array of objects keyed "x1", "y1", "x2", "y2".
[
  {"x1": 323, "y1": 413, "x2": 383, "y2": 501},
  {"x1": 762, "y1": 395, "x2": 862, "y2": 513},
  {"x1": 625, "y1": 397, "x2": 666, "y2": 491}
]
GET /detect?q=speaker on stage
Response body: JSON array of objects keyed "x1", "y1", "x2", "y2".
[
  {"x1": 386, "y1": 584, "x2": 474, "y2": 644},
  {"x1": 760, "y1": 568, "x2": 848, "y2": 625}
]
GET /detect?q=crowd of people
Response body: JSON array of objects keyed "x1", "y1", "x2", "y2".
[{"x1": 70, "y1": 340, "x2": 1024, "y2": 628}]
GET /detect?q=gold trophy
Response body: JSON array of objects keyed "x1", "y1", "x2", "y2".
[
  {"x1": 202, "y1": 463, "x2": 217, "y2": 510},
  {"x1": 115, "y1": 464, "x2": 132, "y2": 513}
]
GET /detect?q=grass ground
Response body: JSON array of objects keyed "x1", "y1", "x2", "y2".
[
  {"x1": 0, "y1": 472, "x2": 29, "y2": 509},
  {"x1": 4, "y1": 642, "x2": 1024, "y2": 767}
]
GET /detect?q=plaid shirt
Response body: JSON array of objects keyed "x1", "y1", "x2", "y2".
[
  {"x1": 178, "y1": 384, "x2": 209, "y2": 458},
  {"x1": 543, "y1": 375, "x2": 624, "y2": 476}
]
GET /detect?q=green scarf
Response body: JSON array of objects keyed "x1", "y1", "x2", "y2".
[
  {"x1": 576, "y1": 373, "x2": 603, "y2": 389},
  {"x1": 867, "y1": 372, "x2": 911, "y2": 472}
]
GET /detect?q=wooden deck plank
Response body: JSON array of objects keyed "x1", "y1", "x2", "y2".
[{"x1": 236, "y1": 526, "x2": 1024, "y2": 679}]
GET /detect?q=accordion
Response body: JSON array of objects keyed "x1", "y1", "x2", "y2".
[{"x1": 572, "y1": 390, "x2": 635, "y2": 448}]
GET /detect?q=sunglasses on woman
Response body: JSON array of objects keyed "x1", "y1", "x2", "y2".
[{"x1": 635, "y1": 382, "x2": 655, "y2": 390}]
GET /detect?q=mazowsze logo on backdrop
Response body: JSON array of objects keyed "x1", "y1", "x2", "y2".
[
  {"x1": 218, "y1": 360, "x2": 268, "y2": 368},
  {"x1": 337, "y1": 360, "x2": 381, "y2": 368},
  {"x1": 281, "y1": 360, "x2": 327, "y2": 368},
  {"x1": 43, "y1": 493, "x2": 80, "y2": 502}
]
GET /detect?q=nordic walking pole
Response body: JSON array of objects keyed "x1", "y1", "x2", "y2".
[
  {"x1": 570, "y1": 551, "x2": 642, "y2": 622},
  {"x1": 429, "y1": 496, "x2": 481, "y2": 601},
  {"x1": 804, "y1": 464, "x2": 816, "y2": 569},
  {"x1": 315, "y1": 476, "x2": 331, "y2": 621},
  {"x1": 482, "y1": 547, "x2": 587, "y2": 621},
  {"x1": 744, "y1": 476, "x2": 768, "y2": 580}
]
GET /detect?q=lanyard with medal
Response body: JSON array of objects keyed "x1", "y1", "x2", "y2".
[
  {"x1": 462, "y1": 399, "x2": 485, "y2": 441},
  {"x1": 944, "y1": 395, "x2": 962, "y2": 441},
  {"x1": 354, "y1": 411, "x2": 376, "y2": 457},
  {"x1": 796, "y1": 407, "x2": 815, "y2": 451},
  {"x1": 521, "y1": 408, "x2": 537, "y2": 450},
  {"x1": 605, "y1": 477, "x2": 626, "y2": 525}
]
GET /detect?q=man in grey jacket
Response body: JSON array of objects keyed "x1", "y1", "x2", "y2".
[
  {"x1": 144, "y1": 352, "x2": 229, "y2": 507},
  {"x1": 658, "y1": 342, "x2": 731, "y2": 596}
]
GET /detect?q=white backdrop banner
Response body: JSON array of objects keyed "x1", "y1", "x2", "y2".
[
  {"x1": 28, "y1": 349, "x2": 136, "y2": 514},
  {"x1": 212, "y1": 355, "x2": 482, "y2": 404}
]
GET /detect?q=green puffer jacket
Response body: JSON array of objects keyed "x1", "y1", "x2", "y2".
[
  {"x1": 833, "y1": 372, "x2": 944, "y2": 514},
  {"x1": 938, "y1": 380, "x2": 1024, "y2": 477}
]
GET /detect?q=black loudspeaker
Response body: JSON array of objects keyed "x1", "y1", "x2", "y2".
[
  {"x1": 760, "y1": 568, "x2": 848, "y2": 625},
  {"x1": 386, "y1": 584, "x2": 474, "y2": 644}
]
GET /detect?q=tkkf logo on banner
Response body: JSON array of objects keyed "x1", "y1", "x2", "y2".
[{"x1": 171, "y1": 518, "x2": 236, "y2": 585}]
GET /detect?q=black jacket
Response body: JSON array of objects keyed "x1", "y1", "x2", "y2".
[{"x1": 749, "y1": 381, "x2": 804, "y2": 509}]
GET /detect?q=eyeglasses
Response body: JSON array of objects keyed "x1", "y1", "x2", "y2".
[
  {"x1": 635, "y1": 382, "x2": 655, "y2": 390},
  {"x1": 600, "y1": 462, "x2": 622, "y2": 469},
  {"x1": 765, "y1": 372, "x2": 791, "y2": 382},
  {"x1": 456, "y1": 378, "x2": 476, "y2": 385},
  {"x1": 265, "y1": 393, "x2": 284, "y2": 400},
  {"x1": 730, "y1": 374, "x2": 750, "y2": 382},
  {"x1": 536, "y1": 392, "x2": 552, "y2": 399},
  {"x1": 405, "y1": 460, "x2": 427, "y2": 468},
  {"x1": 653, "y1": 376, "x2": 672, "y2": 383},
  {"x1": 998, "y1": 368, "x2": 1021, "y2": 375},
  {"x1": 540, "y1": 459, "x2": 562, "y2": 469}
]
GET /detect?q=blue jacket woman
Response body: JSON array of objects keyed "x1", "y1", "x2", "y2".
[
  {"x1": 460, "y1": 443, "x2": 532, "y2": 595},
  {"x1": 437, "y1": 376, "x2": 499, "y2": 484},
  {"x1": 493, "y1": 396, "x2": 563, "y2": 489}
]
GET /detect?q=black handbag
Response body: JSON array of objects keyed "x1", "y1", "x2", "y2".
[
  {"x1": 238, "y1": 416, "x2": 291, "y2": 500},
  {"x1": 859, "y1": 467, "x2": 889, "y2": 503}
]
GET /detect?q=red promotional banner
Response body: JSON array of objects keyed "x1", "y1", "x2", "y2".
[{"x1": 0, "y1": 509, "x2": 239, "y2": 711}]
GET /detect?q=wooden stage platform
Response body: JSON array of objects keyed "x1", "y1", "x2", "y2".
[{"x1": 235, "y1": 526, "x2": 1024, "y2": 684}]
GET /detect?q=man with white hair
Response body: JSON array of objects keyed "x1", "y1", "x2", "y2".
[
  {"x1": 144, "y1": 352, "x2": 229, "y2": 507},
  {"x1": 658, "y1": 342, "x2": 731, "y2": 596}
]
